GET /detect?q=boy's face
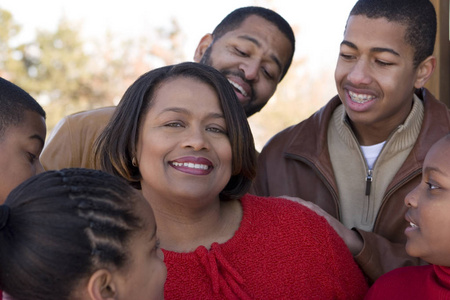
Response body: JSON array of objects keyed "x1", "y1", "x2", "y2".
[
  {"x1": 404, "y1": 137, "x2": 450, "y2": 266},
  {"x1": 335, "y1": 15, "x2": 422, "y2": 141},
  {"x1": 0, "y1": 110, "x2": 46, "y2": 204}
]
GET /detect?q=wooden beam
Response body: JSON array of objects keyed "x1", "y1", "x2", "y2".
[{"x1": 426, "y1": 0, "x2": 449, "y2": 107}]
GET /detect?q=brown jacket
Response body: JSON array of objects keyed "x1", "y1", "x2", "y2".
[
  {"x1": 251, "y1": 88, "x2": 450, "y2": 283},
  {"x1": 41, "y1": 106, "x2": 116, "y2": 170}
]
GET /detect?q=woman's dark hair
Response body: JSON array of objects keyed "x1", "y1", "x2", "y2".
[
  {"x1": 95, "y1": 62, "x2": 256, "y2": 200},
  {"x1": 0, "y1": 77, "x2": 46, "y2": 139},
  {"x1": 349, "y1": 0, "x2": 436, "y2": 68},
  {"x1": 0, "y1": 168, "x2": 143, "y2": 300},
  {"x1": 212, "y1": 6, "x2": 295, "y2": 81}
]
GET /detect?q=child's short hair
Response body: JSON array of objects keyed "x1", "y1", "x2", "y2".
[{"x1": 0, "y1": 77, "x2": 45, "y2": 138}]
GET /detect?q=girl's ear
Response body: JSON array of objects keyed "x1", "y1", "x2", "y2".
[
  {"x1": 414, "y1": 55, "x2": 436, "y2": 89},
  {"x1": 194, "y1": 34, "x2": 213, "y2": 62},
  {"x1": 87, "y1": 269, "x2": 118, "y2": 300}
]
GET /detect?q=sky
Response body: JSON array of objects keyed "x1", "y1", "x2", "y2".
[{"x1": 1, "y1": 0, "x2": 358, "y2": 74}]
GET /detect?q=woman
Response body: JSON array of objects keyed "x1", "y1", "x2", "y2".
[
  {"x1": 0, "y1": 168, "x2": 166, "y2": 300},
  {"x1": 96, "y1": 62, "x2": 368, "y2": 299}
]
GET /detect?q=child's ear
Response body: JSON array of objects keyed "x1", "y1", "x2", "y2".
[
  {"x1": 87, "y1": 269, "x2": 118, "y2": 300},
  {"x1": 194, "y1": 34, "x2": 213, "y2": 62},
  {"x1": 414, "y1": 55, "x2": 436, "y2": 89}
]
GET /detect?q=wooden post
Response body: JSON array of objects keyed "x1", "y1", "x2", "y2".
[{"x1": 426, "y1": 0, "x2": 449, "y2": 107}]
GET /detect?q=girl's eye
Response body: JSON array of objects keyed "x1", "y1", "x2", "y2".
[{"x1": 426, "y1": 182, "x2": 439, "y2": 190}]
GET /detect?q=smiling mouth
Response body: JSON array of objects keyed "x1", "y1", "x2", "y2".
[
  {"x1": 349, "y1": 91, "x2": 375, "y2": 104},
  {"x1": 228, "y1": 79, "x2": 248, "y2": 97},
  {"x1": 171, "y1": 162, "x2": 210, "y2": 170},
  {"x1": 410, "y1": 222, "x2": 418, "y2": 228}
]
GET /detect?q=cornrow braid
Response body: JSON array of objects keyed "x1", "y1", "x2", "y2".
[{"x1": 0, "y1": 168, "x2": 143, "y2": 300}]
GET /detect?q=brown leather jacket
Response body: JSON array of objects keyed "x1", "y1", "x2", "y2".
[
  {"x1": 41, "y1": 106, "x2": 115, "y2": 170},
  {"x1": 251, "y1": 88, "x2": 450, "y2": 283}
]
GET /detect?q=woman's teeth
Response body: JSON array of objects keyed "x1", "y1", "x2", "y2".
[{"x1": 172, "y1": 162, "x2": 209, "y2": 170}]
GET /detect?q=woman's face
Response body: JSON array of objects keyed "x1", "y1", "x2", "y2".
[{"x1": 136, "y1": 76, "x2": 232, "y2": 206}]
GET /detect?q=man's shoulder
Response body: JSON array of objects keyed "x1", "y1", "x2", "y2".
[
  {"x1": 65, "y1": 106, "x2": 116, "y2": 123},
  {"x1": 45, "y1": 106, "x2": 116, "y2": 146},
  {"x1": 262, "y1": 96, "x2": 340, "y2": 153}
]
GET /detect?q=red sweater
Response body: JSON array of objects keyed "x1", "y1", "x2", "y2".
[
  {"x1": 365, "y1": 264, "x2": 450, "y2": 299},
  {"x1": 163, "y1": 194, "x2": 368, "y2": 299}
]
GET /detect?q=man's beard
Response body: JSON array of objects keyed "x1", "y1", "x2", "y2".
[{"x1": 199, "y1": 44, "x2": 262, "y2": 117}]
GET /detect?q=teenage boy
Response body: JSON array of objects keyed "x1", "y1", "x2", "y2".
[{"x1": 253, "y1": 0, "x2": 450, "y2": 283}]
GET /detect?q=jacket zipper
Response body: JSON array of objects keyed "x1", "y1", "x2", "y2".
[
  {"x1": 364, "y1": 169, "x2": 373, "y2": 222},
  {"x1": 343, "y1": 120, "x2": 399, "y2": 225}
]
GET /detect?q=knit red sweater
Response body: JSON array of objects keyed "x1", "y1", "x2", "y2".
[
  {"x1": 365, "y1": 264, "x2": 450, "y2": 299},
  {"x1": 163, "y1": 194, "x2": 368, "y2": 299}
]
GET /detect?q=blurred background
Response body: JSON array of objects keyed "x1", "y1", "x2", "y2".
[{"x1": 0, "y1": 0, "x2": 358, "y2": 150}]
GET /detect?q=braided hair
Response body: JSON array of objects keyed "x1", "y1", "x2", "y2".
[{"x1": 0, "y1": 168, "x2": 143, "y2": 300}]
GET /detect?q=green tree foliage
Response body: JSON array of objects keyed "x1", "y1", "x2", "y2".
[
  {"x1": 1, "y1": 6, "x2": 329, "y2": 149},
  {"x1": 0, "y1": 9, "x2": 21, "y2": 75},
  {"x1": 0, "y1": 8, "x2": 186, "y2": 131}
]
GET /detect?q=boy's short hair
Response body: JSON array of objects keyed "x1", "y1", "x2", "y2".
[
  {"x1": 350, "y1": 0, "x2": 437, "y2": 68},
  {"x1": 0, "y1": 77, "x2": 46, "y2": 138}
]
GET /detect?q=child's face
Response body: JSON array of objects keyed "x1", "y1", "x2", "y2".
[
  {"x1": 334, "y1": 16, "x2": 421, "y2": 144},
  {"x1": 0, "y1": 110, "x2": 46, "y2": 204},
  {"x1": 114, "y1": 196, "x2": 167, "y2": 300},
  {"x1": 404, "y1": 136, "x2": 450, "y2": 266}
]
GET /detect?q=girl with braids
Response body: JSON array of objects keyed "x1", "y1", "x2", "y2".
[
  {"x1": 95, "y1": 62, "x2": 368, "y2": 299},
  {"x1": 0, "y1": 168, "x2": 166, "y2": 300}
]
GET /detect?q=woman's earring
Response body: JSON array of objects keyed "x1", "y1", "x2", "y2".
[{"x1": 132, "y1": 157, "x2": 138, "y2": 167}]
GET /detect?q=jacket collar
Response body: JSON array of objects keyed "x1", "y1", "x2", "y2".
[
  {"x1": 284, "y1": 95, "x2": 341, "y2": 189},
  {"x1": 283, "y1": 88, "x2": 450, "y2": 191}
]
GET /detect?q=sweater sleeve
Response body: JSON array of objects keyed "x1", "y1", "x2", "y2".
[
  {"x1": 270, "y1": 196, "x2": 368, "y2": 299},
  {"x1": 322, "y1": 220, "x2": 369, "y2": 299}
]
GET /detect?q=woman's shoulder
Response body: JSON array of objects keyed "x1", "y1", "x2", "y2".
[
  {"x1": 240, "y1": 194, "x2": 330, "y2": 231},
  {"x1": 242, "y1": 194, "x2": 325, "y2": 217}
]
